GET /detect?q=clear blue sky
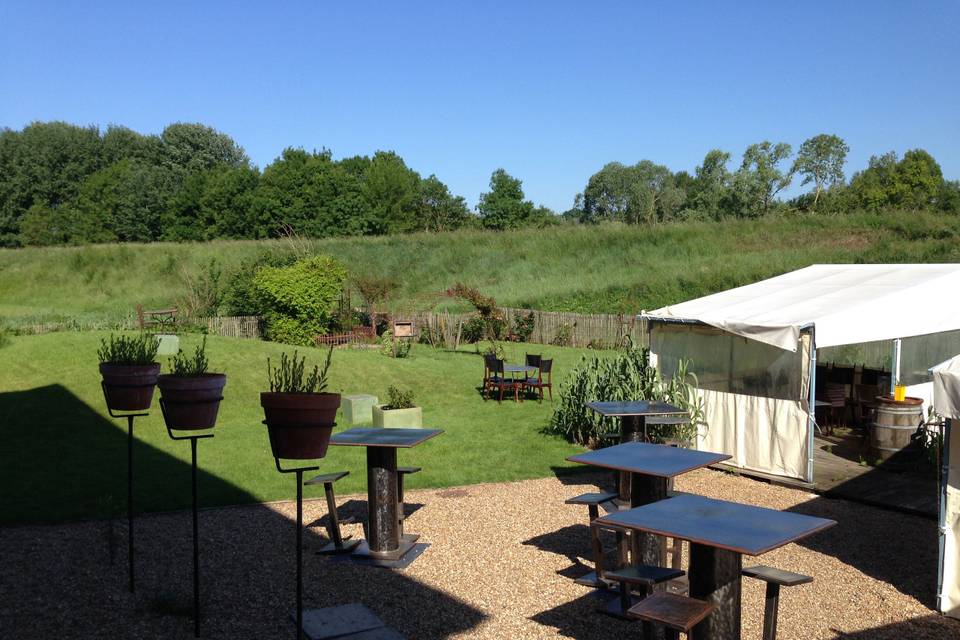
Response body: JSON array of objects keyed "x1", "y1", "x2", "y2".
[{"x1": 2, "y1": 1, "x2": 957, "y2": 211}]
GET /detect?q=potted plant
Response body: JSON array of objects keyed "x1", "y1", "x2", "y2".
[
  {"x1": 372, "y1": 385, "x2": 422, "y2": 428},
  {"x1": 157, "y1": 337, "x2": 227, "y2": 430},
  {"x1": 98, "y1": 333, "x2": 161, "y2": 412},
  {"x1": 261, "y1": 346, "x2": 339, "y2": 459}
]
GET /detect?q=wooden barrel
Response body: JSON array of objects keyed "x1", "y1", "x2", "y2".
[{"x1": 871, "y1": 396, "x2": 923, "y2": 464}]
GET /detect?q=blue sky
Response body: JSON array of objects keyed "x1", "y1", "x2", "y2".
[{"x1": 1, "y1": 1, "x2": 958, "y2": 211}]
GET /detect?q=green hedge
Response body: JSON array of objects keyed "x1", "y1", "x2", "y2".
[{"x1": 253, "y1": 255, "x2": 347, "y2": 346}]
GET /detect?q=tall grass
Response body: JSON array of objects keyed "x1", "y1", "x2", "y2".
[{"x1": 1, "y1": 210, "x2": 958, "y2": 323}]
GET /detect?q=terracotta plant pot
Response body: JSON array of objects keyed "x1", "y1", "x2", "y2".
[
  {"x1": 158, "y1": 374, "x2": 227, "y2": 430},
  {"x1": 99, "y1": 363, "x2": 161, "y2": 412},
  {"x1": 260, "y1": 392, "x2": 341, "y2": 459}
]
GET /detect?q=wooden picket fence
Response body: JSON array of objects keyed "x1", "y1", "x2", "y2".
[
  {"x1": 200, "y1": 315, "x2": 262, "y2": 339},
  {"x1": 10, "y1": 309, "x2": 645, "y2": 349},
  {"x1": 406, "y1": 307, "x2": 647, "y2": 349},
  {"x1": 10, "y1": 315, "x2": 262, "y2": 340}
]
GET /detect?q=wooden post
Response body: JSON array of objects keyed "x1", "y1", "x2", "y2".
[{"x1": 689, "y1": 544, "x2": 742, "y2": 640}]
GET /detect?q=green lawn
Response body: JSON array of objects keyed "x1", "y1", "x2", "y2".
[
  {"x1": 0, "y1": 332, "x2": 603, "y2": 524},
  {"x1": 3, "y1": 210, "x2": 959, "y2": 325}
]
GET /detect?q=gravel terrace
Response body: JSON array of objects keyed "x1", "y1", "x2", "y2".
[{"x1": 2, "y1": 468, "x2": 957, "y2": 639}]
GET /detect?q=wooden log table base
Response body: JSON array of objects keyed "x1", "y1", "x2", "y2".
[{"x1": 329, "y1": 428, "x2": 443, "y2": 570}]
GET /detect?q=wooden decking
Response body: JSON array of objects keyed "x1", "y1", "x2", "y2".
[
  {"x1": 714, "y1": 430, "x2": 938, "y2": 518},
  {"x1": 811, "y1": 434, "x2": 937, "y2": 517}
]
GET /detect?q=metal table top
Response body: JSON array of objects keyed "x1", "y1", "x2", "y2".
[
  {"x1": 330, "y1": 427, "x2": 444, "y2": 448},
  {"x1": 567, "y1": 442, "x2": 730, "y2": 478},
  {"x1": 594, "y1": 493, "x2": 836, "y2": 556}
]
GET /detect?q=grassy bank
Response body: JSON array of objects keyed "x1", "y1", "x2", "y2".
[
  {"x1": 1, "y1": 210, "x2": 959, "y2": 323},
  {"x1": 0, "y1": 332, "x2": 604, "y2": 524}
]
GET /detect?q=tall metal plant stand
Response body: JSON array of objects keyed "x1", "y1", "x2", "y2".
[
  {"x1": 160, "y1": 398, "x2": 216, "y2": 638},
  {"x1": 104, "y1": 400, "x2": 149, "y2": 594},
  {"x1": 274, "y1": 456, "x2": 320, "y2": 640}
]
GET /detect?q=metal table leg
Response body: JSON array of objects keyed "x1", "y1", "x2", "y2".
[{"x1": 689, "y1": 543, "x2": 742, "y2": 640}]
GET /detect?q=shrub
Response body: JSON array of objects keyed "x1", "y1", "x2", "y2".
[
  {"x1": 385, "y1": 385, "x2": 415, "y2": 409},
  {"x1": 267, "y1": 346, "x2": 334, "y2": 394},
  {"x1": 222, "y1": 249, "x2": 296, "y2": 316},
  {"x1": 547, "y1": 347, "x2": 705, "y2": 447},
  {"x1": 551, "y1": 322, "x2": 574, "y2": 347},
  {"x1": 98, "y1": 333, "x2": 160, "y2": 365},
  {"x1": 178, "y1": 258, "x2": 222, "y2": 317},
  {"x1": 168, "y1": 337, "x2": 210, "y2": 377},
  {"x1": 511, "y1": 310, "x2": 535, "y2": 342},
  {"x1": 380, "y1": 330, "x2": 412, "y2": 358},
  {"x1": 461, "y1": 317, "x2": 487, "y2": 343},
  {"x1": 253, "y1": 255, "x2": 348, "y2": 346}
]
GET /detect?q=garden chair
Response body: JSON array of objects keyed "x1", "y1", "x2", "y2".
[
  {"x1": 524, "y1": 358, "x2": 553, "y2": 402},
  {"x1": 525, "y1": 353, "x2": 541, "y2": 368},
  {"x1": 488, "y1": 358, "x2": 521, "y2": 403},
  {"x1": 853, "y1": 383, "x2": 881, "y2": 427},
  {"x1": 482, "y1": 353, "x2": 498, "y2": 395},
  {"x1": 822, "y1": 382, "x2": 848, "y2": 432}
]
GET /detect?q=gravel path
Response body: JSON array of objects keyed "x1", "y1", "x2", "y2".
[{"x1": 2, "y1": 468, "x2": 958, "y2": 639}]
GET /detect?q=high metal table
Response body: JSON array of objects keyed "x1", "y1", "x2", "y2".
[
  {"x1": 586, "y1": 401, "x2": 689, "y2": 501},
  {"x1": 594, "y1": 493, "x2": 835, "y2": 640},
  {"x1": 568, "y1": 442, "x2": 729, "y2": 583},
  {"x1": 330, "y1": 427, "x2": 443, "y2": 566}
]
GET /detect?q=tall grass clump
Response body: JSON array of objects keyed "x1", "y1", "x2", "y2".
[{"x1": 548, "y1": 344, "x2": 705, "y2": 447}]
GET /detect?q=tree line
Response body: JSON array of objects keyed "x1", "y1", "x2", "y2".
[
  {"x1": 571, "y1": 135, "x2": 960, "y2": 223},
  {"x1": 1, "y1": 122, "x2": 957, "y2": 247}
]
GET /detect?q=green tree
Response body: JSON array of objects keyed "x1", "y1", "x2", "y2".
[
  {"x1": 477, "y1": 169, "x2": 536, "y2": 230},
  {"x1": 848, "y1": 149, "x2": 945, "y2": 211},
  {"x1": 362, "y1": 151, "x2": 421, "y2": 233},
  {"x1": 76, "y1": 159, "x2": 178, "y2": 242},
  {"x1": 687, "y1": 149, "x2": 732, "y2": 219},
  {"x1": 582, "y1": 160, "x2": 685, "y2": 224},
  {"x1": 731, "y1": 141, "x2": 793, "y2": 217},
  {"x1": 416, "y1": 175, "x2": 471, "y2": 231},
  {"x1": 792, "y1": 134, "x2": 849, "y2": 209},
  {"x1": 159, "y1": 123, "x2": 249, "y2": 175},
  {"x1": 0, "y1": 122, "x2": 102, "y2": 245}
]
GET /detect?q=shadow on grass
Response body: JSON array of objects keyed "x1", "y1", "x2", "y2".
[
  {"x1": 0, "y1": 385, "x2": 487, "y2": 638},
  {"x1": 0, "y1": 383, "x2": 263, "y2": 525}
]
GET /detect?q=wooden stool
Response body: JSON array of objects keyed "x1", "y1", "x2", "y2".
[
  {"x1": 397, "y1": 466, "x2": 421, "y2": 541},
  {"x1": 742, "y1": 565, "x2": 813, "y2": 640},
  {"x1": 567, "y1": 491, "x2": 619, "y2": 587},
  {"x1": 565, "y1": 491, "x2": 618, "y2": 522},
  {"x1": 304, "y1": 470, "x2": 360, "y2": 554},
  {"x1": 602, "y1": 565, "x2": 685, "y2": 618},
  {"x1": 628, "y1": 591, "x2": 715, "y2": 639}
]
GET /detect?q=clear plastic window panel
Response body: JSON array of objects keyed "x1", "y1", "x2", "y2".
[{"x1": 651, "y1": 324, "x2": 804, "y2": 401}]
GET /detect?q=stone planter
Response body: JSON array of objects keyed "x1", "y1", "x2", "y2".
[
  {"x1": 372, "y1": 405, "x2": 422, "y2": 428},
  {"x1": 343, "y1": 394, "x2": 379, "y2": 425}
]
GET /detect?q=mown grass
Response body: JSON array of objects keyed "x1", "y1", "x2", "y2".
[
  {"x1": 1, "y1": 210, "x2": 959, "y2": 323},
  {"x1": 0, "y1": 332, "x2": 607, "y2": 524}
]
